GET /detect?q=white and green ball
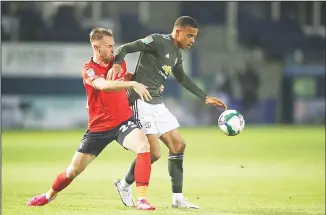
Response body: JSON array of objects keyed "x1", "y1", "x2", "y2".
[{"x1": 218, "y1": 110, "x2": 245, "y2": 136}]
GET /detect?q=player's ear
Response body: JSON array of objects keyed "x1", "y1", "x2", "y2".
[
  {"x1": 93, "y1": 44, "x2": 99, "y2": 52},
  {"x1": 175, "y1": 29, "x2": 181, "y2": 38}
]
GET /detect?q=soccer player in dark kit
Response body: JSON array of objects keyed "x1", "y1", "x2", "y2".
[
  {"x1": 108, "y1": 16, "x2": 227, "y2": 209},
  {"x1": 27, "y1": 28, "x2": 156, "y2": 210}
]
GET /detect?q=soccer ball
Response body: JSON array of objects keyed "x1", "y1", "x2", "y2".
[{"x1": 218, "y1": 110, "x2": 245, "y2": 136}]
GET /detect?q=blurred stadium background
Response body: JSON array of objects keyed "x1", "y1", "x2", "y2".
[
  {"x1": 2, "y1": 1, "x2": 325, "y2": 128},
  {"x1": 2, "y1": 2, "x2": 325, "y2": 215}
]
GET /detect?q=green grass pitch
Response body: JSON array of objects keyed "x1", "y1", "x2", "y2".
[{"x1": 2, "y1": 126, "x2": 325, "y2": 215}]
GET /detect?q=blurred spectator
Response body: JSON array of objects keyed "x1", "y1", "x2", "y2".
[
  {"x1": 2, "y1": 25, "x2": 10, "y2": 41},
  {"x1": 15, "y1": 3, "x2": 48, "y2": 41},
  {"x1": 208, "y1": 64, "x2": 234, "y2": 106},
  {"x1": 49, "y1": 5, "x2": 87, "y2": 42},
  {"x1": 285, "y1": 49, "x2": 304, "y2": 65},
  {"x1": 1, "y1": 1, "x2": 11, "y2": 15},
  {"x1": 238, "y1": 62, "x2": 261, "y2": 117},
  {"x1": 206, "y1": 64, "x2": 234, "y2": 124}
]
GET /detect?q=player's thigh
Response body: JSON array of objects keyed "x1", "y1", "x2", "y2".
[
  {"x1": 115, "y1": 118, "x2": 149, "y2": 153},
  {"x1": 160, "y1": 128, "x2": 186, "y2": 154},
  {"x1": 155, "y1": 104, "x2": 180, "y2": 137},
  {"x1": 77, "y1": 129, "x2": 115, "y2": 156},
  {"x1": 133, "y1": 99, "x2": 158, "y2": 135},
  {"x1": 121, "y1": 128, "x2": 150, "y2": 153}
]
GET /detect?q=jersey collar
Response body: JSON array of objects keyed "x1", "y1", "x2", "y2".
[{"x1": 90, "y1": 57, "x2": 111, "y2": 70}]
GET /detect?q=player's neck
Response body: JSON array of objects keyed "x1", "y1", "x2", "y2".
[{"x1": 93, "y1": 55, "x2": 109, "y2": 67}]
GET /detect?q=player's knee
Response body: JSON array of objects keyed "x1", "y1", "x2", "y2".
[
  {"x1": 66, "y1": 164, "x2": 85, "y2": 179},
  {"x1": 135, "y1": 136, "x2": 150, "y2": 153},
  {"x1": 170, "y1": 140, "x2": 186, "y2": 154},
  {"x1": 136, "y1": 141, "x2": 150, "y2": 153},
  {"x1": 151, "y1": 150, "x2": 161, "y2": 162}
]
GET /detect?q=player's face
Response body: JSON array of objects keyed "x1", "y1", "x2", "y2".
[
  {"x1": 97, "y1": 36, "x2": 115, "y2": 63},
  {"x1": 176, "y1": 26, "x2": 198, "y2": 50}
]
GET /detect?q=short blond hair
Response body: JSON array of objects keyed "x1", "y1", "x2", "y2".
[{"x1": 89, "y1": 27, "x2": 113, "y2": 42}]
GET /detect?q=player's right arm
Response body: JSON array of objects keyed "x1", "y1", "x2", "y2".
[
  {"x1": 124, "y1": 72, "x2": 134, "y2": 81},
  {"x1": 108, "y1": 34, "x2": 161, "y2": 80},
  {"x1": 114, "y1": 34, "x2": 161, "y2": 65},
  {"x1": 82, "y1": 68, "x2": 152, "y2": 101}
]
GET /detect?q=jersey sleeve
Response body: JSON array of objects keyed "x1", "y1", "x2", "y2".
[
  {"x1": 114, "y1": 34, "x2": 162, "y2": 64},
  {"x1": 82, "y1": 66, "x2": 103, "y2": 88},
  {"x1": 138, "y1": 34, "x2": 162, "y2": 51}
]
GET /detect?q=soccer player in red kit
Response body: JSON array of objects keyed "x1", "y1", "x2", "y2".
[{"x1": 27, "y1": 28, "x2": 156, "y2": 210}]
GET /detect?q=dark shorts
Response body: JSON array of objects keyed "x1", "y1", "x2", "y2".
[{"x1": 77, "y1": 117, "x2": 139, "y2": 156}]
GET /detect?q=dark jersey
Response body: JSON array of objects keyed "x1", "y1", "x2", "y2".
[{"x1": 115, "y1": 34, "x2": 207, "y2": 105}]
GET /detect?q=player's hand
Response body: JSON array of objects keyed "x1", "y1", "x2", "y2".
[
  {"x1": 132, "y1": 82, "x2": 152, "y2": 101},
  {"x1": 159, "y1": 85, "x2": 164, "y2": 93},
  {"x1": 107, "y1": 64, "x2": 122, "y2": 80},
  {"x1": 106, "y1": 68, "x2": 114, "y2": 80},
  {"x1": 205, "y1": 96, "x2": 227, "y2": 110}
]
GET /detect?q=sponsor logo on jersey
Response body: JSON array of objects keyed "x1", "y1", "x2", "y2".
[
  {"x1": 158, "y1": 70, "x2": 168, "y2": 79},
  {"x1": 140, "y1": 35, "x2": 154, "y2": 45},
  {"x1": 165, "y1": 53, "x2": 170, "y2": 58}
]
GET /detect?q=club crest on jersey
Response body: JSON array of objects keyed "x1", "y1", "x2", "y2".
[
  {"x1": 162, "y1": 65, "x2": 172, "y2": 74},
  {"x1": 143, "y1": 121, "x2": 152, "y2": 128},
  {"x1": 86, "y1": 68, "x2": 95, "y2": 78},
  {"x1": 140, "y1": 35, "x2": 153, "y2": 45}
]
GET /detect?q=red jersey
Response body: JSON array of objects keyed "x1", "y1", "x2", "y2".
[{"x1": 81, "y1": 58, "x2": 133, "y2": 132}]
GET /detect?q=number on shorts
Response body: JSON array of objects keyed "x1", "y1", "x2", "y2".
[{"x1": 119, "y1": 121, "x2": 136, "y2": 133}]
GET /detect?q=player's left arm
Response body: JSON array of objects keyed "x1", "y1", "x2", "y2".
[
  {"x1": 172, "y1": 59, "x2": 227, "y2": 109},
  {"x1": 172, "y1": 59, "x2": 207, "y2": 101}
]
